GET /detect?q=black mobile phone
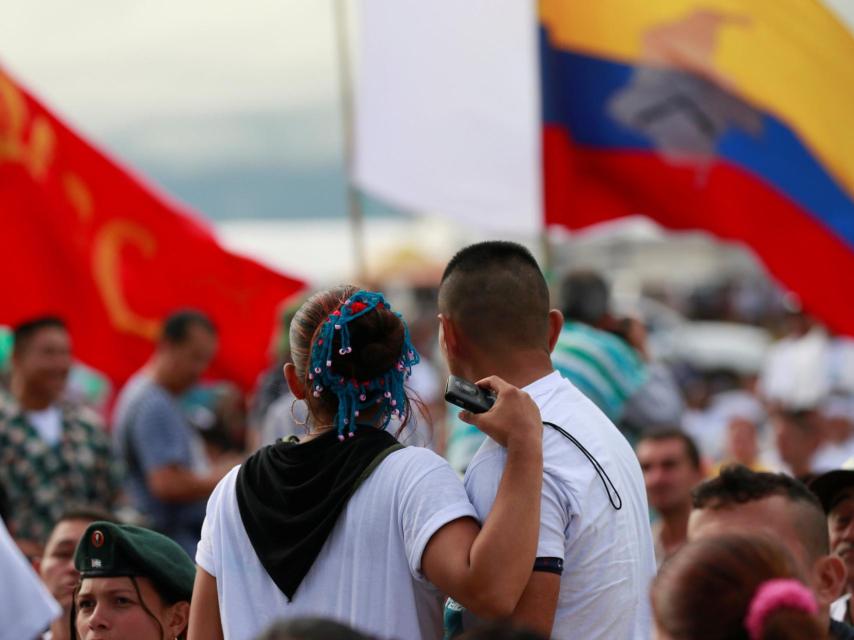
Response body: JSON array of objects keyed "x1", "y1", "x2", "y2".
[{"x1": 444, "y1": 375, "x2": 496, "y2": 414}]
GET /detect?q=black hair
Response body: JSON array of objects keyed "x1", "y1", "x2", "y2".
[
  {"x1": 638, "y1": 429, "x2": 701, "y2": 470},
  {"x1": 438, "y1": 241, "x2": 549, "y2": 350},
  {"x1": 160, "y1": 309, "x2": 216, "y2": 344},
  {"x1": 13, "y1": 316, "x2": 67, "y2": 355},
  {"x1": 45, "y1": 507, "x2": 118, "y2": 550},
  {"x1": 53, "y1": 507, "x2": 118, "y2": 527},
  {"x1": 692, "y1": 465, "x2": 829, "y2": 557},
  {"x1": 255, "y1": 617, "x2": 375, "y2": 640},
  {"x1": 559, "y1": 270, "x2": 610, "y2": 325}
]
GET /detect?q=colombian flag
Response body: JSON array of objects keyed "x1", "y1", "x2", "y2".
[{"x1": 541, "y1": 0, "x2": 854, "y2": 335}]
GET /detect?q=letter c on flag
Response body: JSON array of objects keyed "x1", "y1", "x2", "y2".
[{"x1": 92, "y1": 220, "x2": 161, "y2": 341}]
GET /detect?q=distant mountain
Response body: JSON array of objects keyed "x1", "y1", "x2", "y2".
[
  {"x1": 100, "y1": 106, "x2": 401, "y2": 220},
  {"x1": 151, "y1": 163, "x2": 349, "y2": 220}
]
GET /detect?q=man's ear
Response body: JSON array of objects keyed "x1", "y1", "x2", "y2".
[
  {"x1": 438, "y1": 314, "x2": 461, "y2": 360},
  {"x1": 284, "y1": 362, "x2": 306, "y2": 400},
  {"x1": 813, "y1": 554, "x2": 846, "y2": 609},
  {"x1": 547, "y1": 309, "x2": 564, "y2": 353},
  {"x1": 164, "y1": 600, "x2": 190, "y2": 639}
]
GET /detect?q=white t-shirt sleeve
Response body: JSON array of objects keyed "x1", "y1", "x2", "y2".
[
  {"x1": 465, "y1": 447, "x2": 569, "y2": 561},
  {"x1": 537, "y1": 473, "x2": 570, "y2": 559},
  {"x1": 398, "y1": 452, "x2": 478, "y2": 581},
  {"x1": 463, "y1": 447, "x2": 503, "y2": 519},
  {"x1": 0, "y1": 520, "x2": 61, "y2": 640},
  {"x1": 196, "y1": 466, "x2": 240, "y2": 577}
]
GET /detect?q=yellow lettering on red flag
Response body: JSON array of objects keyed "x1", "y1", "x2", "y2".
[
  {"x1": 92, "y1": 220, "x2": 161, "y2": 341},
  {"x1": 0, "y1": 73, "x2": 55, "y2": 180}
]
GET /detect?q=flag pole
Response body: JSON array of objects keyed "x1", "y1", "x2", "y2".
[
  {"x1": 540, "y1": 226, "x2": 557, "y2": 302},
  {"x1": 333, "y1": 0, "x2": 367, "y2": 282},
  {"x1": 540, "y1": 228, "x2": 553, "y2": 273}
]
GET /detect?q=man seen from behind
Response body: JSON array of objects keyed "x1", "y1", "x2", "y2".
[{"x1": 437, "y1": 241, "x2": 655, "y2": 639}]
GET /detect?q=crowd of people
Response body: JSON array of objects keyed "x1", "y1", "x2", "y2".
[{"x1": 1, "y1": 240, "x2": 853, "y2": 640}]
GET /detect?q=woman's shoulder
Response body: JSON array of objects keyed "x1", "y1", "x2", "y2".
[
  {"x1": 207, "y1": 464, "x2": 242, "y2": 512},
  {"x1": 376, "y1": 445, "x2": 462, "y2": 488},
  {"x1": 386, "y1": 443, "x2": 449, "y2": 467}
]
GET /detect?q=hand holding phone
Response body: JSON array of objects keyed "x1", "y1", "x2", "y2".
[
  {"x1": 446, "y1": 375, "x2": 541, "y2": 448},
  {"x1": 444, "y1": 375, "x2": 496, "y2": 414}
]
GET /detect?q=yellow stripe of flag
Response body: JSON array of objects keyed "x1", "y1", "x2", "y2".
[{"x1": 540, "y1": 0, "x2": 854, "y2": 199}]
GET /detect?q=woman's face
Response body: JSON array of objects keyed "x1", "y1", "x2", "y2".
[{"x1": 75, "y1": 576, "x2": 188, "y2": 640}]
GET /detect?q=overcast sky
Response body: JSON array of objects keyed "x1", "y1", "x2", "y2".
[
  {"x1": 0, "y1": 1, "x2": 351, "y2": 219},
  {"x1": 2, "y1": 1, "x2": 339, "y2": 139},
  {"x1": 2, "y1": 0, "x2": 853, "y2": 221}
]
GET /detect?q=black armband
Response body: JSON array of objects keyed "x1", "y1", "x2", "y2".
[{"x1": 533, "y1": 557, "x2": 564, "y2": 575}]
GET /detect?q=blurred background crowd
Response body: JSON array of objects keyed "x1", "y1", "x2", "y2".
[
  {"x1": 3, "y1": 249, "x2": 853, "y2": 556},
  {"x1": 3, "y1": 1, "x2": 854, "y2": 638}
]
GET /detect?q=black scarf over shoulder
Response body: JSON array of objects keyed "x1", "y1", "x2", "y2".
[{"x1": 235, "y1": 427, "x2": 401, "y2": 601}]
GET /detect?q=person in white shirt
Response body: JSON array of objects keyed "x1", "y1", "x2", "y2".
[
  {"x1": 0, "y1": 517, "x2": 60, "y2": 640},
  {"x1": 188, "y1": 287, "x2": 544, "y2": 640},
  {"x1": 437, "y1": 241, "x2": 656, "y2": 639}
]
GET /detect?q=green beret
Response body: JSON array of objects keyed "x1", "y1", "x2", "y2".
[{"x1": 74, "y1": 521, "x2": 195, "y2": 603}]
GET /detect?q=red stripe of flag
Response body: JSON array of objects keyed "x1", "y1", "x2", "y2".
[{"x1": 544, "y1": 125, "x2": 854, "y2": 336}]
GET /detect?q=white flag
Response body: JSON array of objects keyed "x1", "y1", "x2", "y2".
[{"x1": 352, "y1": 0, "x2": 541, "y2": 235}]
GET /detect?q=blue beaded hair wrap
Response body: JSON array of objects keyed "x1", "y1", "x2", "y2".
[{"x1": 308, "y1": 290, "x2": 420, "y2": 441}]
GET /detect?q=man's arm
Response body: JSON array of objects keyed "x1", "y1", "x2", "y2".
[
  {"x1": 506, "y1": 470, "x2": 569, "y2": 635},
  {"x1": 130, "y1": 395, "x2": 234, "y2": 503},
  {"x1": 422, "y1": 377, "x2": 544, "y2": 619},
  {"x1": 510, "y1": 475, "x2": 571, "y2": 638},
  {"x1": 511, "y1": 572, "x2": 561, "y2": 636},
  {"x1": 462, "y1": 452, "x2": 568, "y2": 632},
  {"x1": 147, "y1": 465, "x2": 225, "y2": 503}
]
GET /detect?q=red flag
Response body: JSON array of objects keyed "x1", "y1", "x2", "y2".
[{"x1": 0, "y1": 66, "x2": 306, "y2": 390}]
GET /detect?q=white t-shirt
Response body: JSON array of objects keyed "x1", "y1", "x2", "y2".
[
  {"x1": 0, "y1": 519, "x2": 61, "y2": 640},
  {"x1": 760, "y1": 327, "x2": 830, "y2": 409},
  {"x1": 831, "y1": 593, "x2": 851, "y2": 623},
  {"x1": 25, "y1": 406, "x2": 63, "y2": 447},
  {"x1": 197, "y1": 446, "x2": 477, "y2": 640},
  {"x1": 462, "y1": 371, "x2": 656, "y2": 640}
]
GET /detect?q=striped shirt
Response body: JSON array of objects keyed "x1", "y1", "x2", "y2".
[{"x1": 551, "y1": 322, "x2": 647, "y2": 423}]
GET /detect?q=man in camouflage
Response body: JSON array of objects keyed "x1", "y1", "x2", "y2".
[{"x1": 0, "y1": 317, "x2": 120, "y2": 550}]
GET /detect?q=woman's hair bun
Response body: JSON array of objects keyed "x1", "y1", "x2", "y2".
[{"x1": 333, "y1": 305, "x2": 404, "y2": 380}]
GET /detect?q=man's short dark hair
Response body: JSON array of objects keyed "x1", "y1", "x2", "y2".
[
  {"x1": 560, "y1": 270, "x2": 609, "y2": 326},
  {"x1": 638, "y1": 429, "x2": 701, "y2": 470},
  {"x1": 13, "y1": 316, "x2": 66, "y2": 356},
  {"x1": 54, "y1": 507, "x2": 117, "y2": 527},
  {"x1": 438, "y1": 241, "x2": 549, "y2": 350},
  {"x1": 693, "y1": 465, "x2": 829, "y2": 557},
  {"x1": 161, "y1": 309, "x2": 216, "y2": 344},
  {"x1": 44, "y1": 507, "x2": 118, "y2": 547}
]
